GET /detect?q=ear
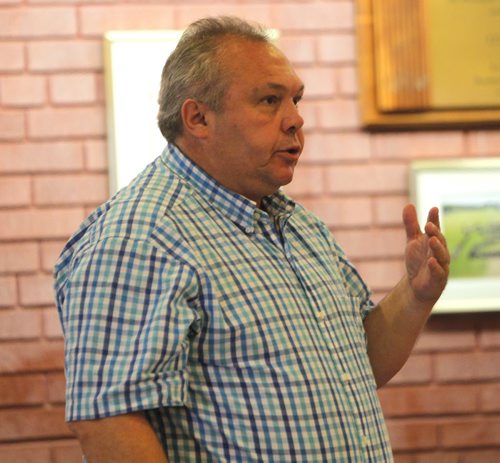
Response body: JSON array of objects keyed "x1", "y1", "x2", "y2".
[{"x1": 180, "y1": 99, "x2": 211, "y2": 139}]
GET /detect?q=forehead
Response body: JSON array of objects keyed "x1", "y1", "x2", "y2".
[{"x1": 222, "y1": 39, "x2": 303, "y2": 92}]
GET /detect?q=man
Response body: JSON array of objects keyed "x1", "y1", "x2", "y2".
[{"x1": 54, "y1": 16, "x2": 450, "y2": 462}]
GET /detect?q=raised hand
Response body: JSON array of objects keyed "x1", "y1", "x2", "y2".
[{"x1": 403, "y1": 204, "x2": 450, "y2": 304}]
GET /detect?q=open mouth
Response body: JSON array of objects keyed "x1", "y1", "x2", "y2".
[{"x1": 280, "y1": 146, "x2": 301, "y2": 156}]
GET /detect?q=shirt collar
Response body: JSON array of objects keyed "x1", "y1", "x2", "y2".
[{"x1": 161, "y1": 143, "x2": 296, "y2": 232}]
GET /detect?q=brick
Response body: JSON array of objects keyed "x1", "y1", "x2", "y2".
[
  {"x1": 0, "y1": 309, "x2": 43, "y2": 340},
  {"x1": 356, "y1": 259, "x2": 405, "y2": 292},
  {"x1": 95, "y1": 71, "x2": 105, "y2": 104},
  {"x1": 374, "y1": 196, "x2": 408, "y2": 226},
  {"x1": 325, "y1": 163, "x2": 408, "y2": 195},
  {"x1": 0, "y1": 110, "x2": 25, "y2": 141},
  {"x1": 51, "y1": 441, "x2": 83, "y2": 463},
  {"x1": 84, "y1": 139, "x2": 108, "y2": 171},
  {"x1": 0, "y1": 374, "x2": 46, "y2": 406},
  {"x1": 435, "y1": 352, "x2": 500, "y2": 382},
  {"x1": 278, "y1": 35, "x2": 316, "y2": 65},
  {"x1": 47, "y1": 372, "x2": 66, "y2": 403},
  {"x1": 317, "y1": 33, "x2": 356, "y2": 63},
  {"x1": 299, "y1": 196, "x2": 372, "y2": 228},
  {"x1": 468, "y1": 130, "x2": 500, "y2": 155},
  {"x1": 297, "y1": 101, "x2": 317, "y2": 132},
  {"x1": 43, "y1": 308, "x2": 63, "y2": 339},
  {"x1": 0, "y1": 276, "x2": 17, "y2": 307},
  {"x1": 0, "y1": 0, "x2": 16, "y2": 6},
  {"x1": 387, "y1": 354, "x2": 433, "y2": 385},
  {"x1": 80, "y1": 5, "x2": 177, "y2": 36},
  {"x1": 478, "y1": 314, "x2": 500, "y2": 348},
  {"x1": 31, "y1": 0, "x2": 114, "y2": 3},
  {"x1": 317, "y1": 99, "x2": 360, "y2": 129},
  {"x1": 303, "y1": 132, "x2": 371, "y2": 163},
  {"x1": 0, "y1": 208, "x2": 84, "y2": 240},
  {"x1": 0, "y1": 7, "x2": 76, "y2": 38},
  {"x1": 0, "y1": 176, "x2": 31, "y2": 207},
  {"x1": 0, "y1": 407, "x2": 71, "y2": 442},
  {"x1": 28, "y1": 40, "x2": 102, "y2": 72},
  {"x1": 386, "y1": 420, "x2": 438, "y2": 451},
  {"x1": 50, "y1": 73, "x2": 96, "y2": 105},
  {"x1": 271, "y1": 2, "x2": 354, "y2": 31},
  {"x1": 28, "y1": 107, "x2": 106, "y2": 139},
  {"x1": 297, "y1": 67, "x2": 336, "y2": 98},
  {"x1": 414, "y1": 315, "x2": 477, "y2": 352},
  {"x1": 440, "y1": 418, "x2": 500, "y2": 448},
  {"x1": 333, "y1": 228, "x2": 405, "y2": 260},
  {"x1": 378, "y1": 385, "x2": 478, "y2": 417},
  {"x1": 373, "y1": 132, "x2": 465, "y2": 159},
  {"x1": 284, "y1": 165, "x2": 325, "y2": 197},
  {"x1": 0, "y1": 142, "x2": 84, "y2": 173},
  {"x1": 19, "y1": 274, "x2": 55, "y2": 307},
  {"x1": 34, "y1": 174, "x2": 109, "y2": 205},
  {"x1": 0, "y1": 340, "x2": 64, "y2": 373},
  {"x1": 0, "y1": 43, "x2": 25, "y2": 72},
  {"x1": 0, "y1": 444, "x2": 51, "y2": 463},
  {"x1": 480, "y1": 383, "x2": 500, "y2": 412},
  {"x1": 412, "y1": 451, "x2": 460, "y2": 463},
  {"x1": 461, "y1": 449, "x2": 500, "y2": 463},
  {"x1": 0, "y1": 75, "x2": 46, "y2": 107},
  {"x1": 337, "y1": 66, "x2": 358, "y2": 95},
  {"x1": 176, "y1": 4, "x2": 271, "y2": 29},
  {"x1": 0, "y1": 243, "x2": 39, "y2": 273},
  {"x1": 41, "y1": 241, "x2": 65, "y2": 272}
]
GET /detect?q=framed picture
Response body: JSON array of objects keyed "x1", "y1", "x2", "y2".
[
  {"x1": 356, "y1": 0, "x2": 500, "y2": 129},
  {"x1": 103, "y1": 30, "x2": 184, "y2": 195},
  {"x1": 410, "y1": 158, "x2": 500, "y2": 313}
]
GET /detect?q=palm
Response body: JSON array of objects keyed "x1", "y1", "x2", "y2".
[
  {"x1": 403, "y1": 205, "x2": 449, "y2": 303},
  {"x1": 406, "y1": 234, "x2": 434, "y2": 300}
]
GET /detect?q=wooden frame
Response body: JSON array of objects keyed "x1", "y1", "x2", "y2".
[{"x1": 356, "y1": 0, "x2": 500, "y2": 129}]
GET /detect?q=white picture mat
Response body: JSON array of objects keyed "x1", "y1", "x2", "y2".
[
  {"x1": 104, "y1": 30, "x2": 183, "y2": 194},
  {"x1": 411, "y1": 158, "x2": 500, "y2": 313}
]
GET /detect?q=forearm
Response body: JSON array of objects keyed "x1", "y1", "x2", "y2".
[
  {"x1": 364, "y1": 275, "x2": 434, "y2": 388},
  {"x1": 70, "y1": 412, "x2": 169, "y2": 463}
]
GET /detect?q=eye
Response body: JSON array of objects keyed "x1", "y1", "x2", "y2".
[
  {"x1": 262, "y1": 95, "x2": 280, "y2": 105},
  {"x1": 293, "y1": 95, "x2": 302, "y2": 106}
]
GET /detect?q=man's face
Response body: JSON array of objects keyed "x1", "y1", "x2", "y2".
[{"x1": 204, "y1": 39, "x2": 305, "y2": 204}]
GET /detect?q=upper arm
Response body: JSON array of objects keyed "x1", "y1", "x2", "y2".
[{"x1": 60, "y1": 237, "x2": 200, "y2": 421}]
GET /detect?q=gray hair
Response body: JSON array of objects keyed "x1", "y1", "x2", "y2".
[{"x1": 157, "y1": 16, "x2": 271, "y2": 142}]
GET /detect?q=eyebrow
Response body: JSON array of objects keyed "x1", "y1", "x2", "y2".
[{"x1": 253, "y1": 82, "x2": 305, "y2": 95}]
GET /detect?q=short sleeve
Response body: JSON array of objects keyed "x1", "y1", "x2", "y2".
[{"x1": 59, "y1": 236, "x2": 200, "y2": 421}]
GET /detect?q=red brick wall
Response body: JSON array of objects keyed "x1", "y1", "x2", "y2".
[{"x1": 1, "y1": 1, "x2": 499, "y2": 462}]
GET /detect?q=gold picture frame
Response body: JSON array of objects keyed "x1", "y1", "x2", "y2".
[{"x1": 357, "y1": 0, "x2": 500, "y2": 129}]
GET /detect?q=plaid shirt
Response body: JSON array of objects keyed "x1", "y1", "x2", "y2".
[{"x1": 55, "y1": 144, "x2": 393, "y2": 462}]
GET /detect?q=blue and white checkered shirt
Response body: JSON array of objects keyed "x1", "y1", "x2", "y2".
[{"x1": 55, "y1": 144, "x2": 393, "y2": 462}]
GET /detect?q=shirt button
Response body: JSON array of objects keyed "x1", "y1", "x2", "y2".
[
  {"x1": 245, "y1": 226, "x2": 253, "y2": 234},
  {"x1": 317, "y1": 311, "x2": 326, "y2": 322},
  {"x1": 341, "y1": 372, "x2": 352, "y2": 383}
]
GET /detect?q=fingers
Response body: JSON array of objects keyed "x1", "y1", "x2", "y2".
[
  {"x1": 429, "y1": 235, "x2": 450, "y2": 269},
  {"x1": 424, "y1": 208, "x2": 447, "y2": 250},
  {"x1": 402, "y1": 203, "x2": 421, "y2": 240},
  {"x1": 426, "y1": 206, "x2": 440, "y2": 229}
]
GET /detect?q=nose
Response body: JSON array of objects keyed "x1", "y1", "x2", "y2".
[{"x1": 282, "y1": 103, "x2": 304, "y2": 135}]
